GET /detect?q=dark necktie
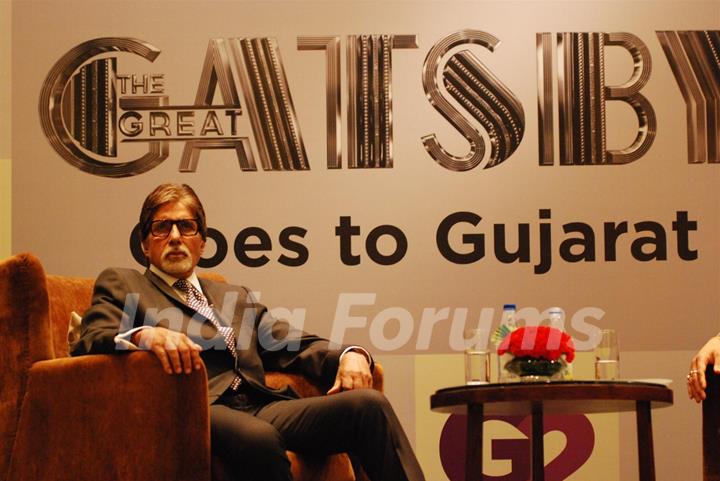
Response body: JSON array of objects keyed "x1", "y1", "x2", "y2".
[{"x1": 173, "y1": 279, "x2": 242, "y2": 390}]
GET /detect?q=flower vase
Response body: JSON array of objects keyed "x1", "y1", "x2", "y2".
[{"x1": 504, "y1": 356, "x2": 566, "y2": 381}]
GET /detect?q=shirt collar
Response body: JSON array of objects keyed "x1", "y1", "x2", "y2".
[{"x1": 149, "y1": 264, "x2": 203, "y2": 294}]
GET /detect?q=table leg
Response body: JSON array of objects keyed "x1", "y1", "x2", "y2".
[
  {"x1": 466, "y1": 403, "x2": 483, "y2": 481},
  {"x1": 636, "y1": 400, "x2": 656, "y2": 481},
  {"x1": 531, "y1": 401, "x2": 545, "y2": 481}
]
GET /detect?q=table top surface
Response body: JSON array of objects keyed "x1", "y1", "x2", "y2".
[{"x1": 430, "y1": 380, "x2": 674, "y2": 415}]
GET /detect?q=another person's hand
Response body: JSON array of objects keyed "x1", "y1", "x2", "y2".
[
  {"x1": 133, "y1": 327, "x2": 203, "y2": 375},
  {"x1": 327, "y1": 351, "x2": 373, "y2": 394},
  {"x1": 688, "y1": 336, "x2": 720, "y2": 402}
]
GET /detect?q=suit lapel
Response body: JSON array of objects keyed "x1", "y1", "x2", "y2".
[
  {"x1": 198, "y1": 278, "x2": 235, "y2": 329},
  {"x1": 144, "y1": 269, "x2": 186, "y2": 307}
]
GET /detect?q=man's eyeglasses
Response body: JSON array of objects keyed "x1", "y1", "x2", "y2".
[{"x1": 150, "y1": 219, "x2": 200, "y2": 238}]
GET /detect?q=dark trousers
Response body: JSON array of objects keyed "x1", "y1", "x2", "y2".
[{"x1": 210, "y1": 389, "x2": 425, "y2": 481}]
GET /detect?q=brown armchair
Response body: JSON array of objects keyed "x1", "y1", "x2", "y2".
[
  {"x1": 0, "y1": 253, "x2": 382, "y2": 481},
  {"x1": 704, "y1": 365, "x2": 720, "y2": 481}
]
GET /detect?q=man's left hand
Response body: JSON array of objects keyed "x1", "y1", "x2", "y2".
[{"x1": 327, "y1": 351, "x2": 373, "y2": 394}]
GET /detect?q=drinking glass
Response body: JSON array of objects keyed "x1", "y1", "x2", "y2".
[
  {"x1": 594, "y1": 329, "x2": 620, "y2": 380},
  {"x1": 464, "y1": 329, "x2": 491, "y2": 385}
]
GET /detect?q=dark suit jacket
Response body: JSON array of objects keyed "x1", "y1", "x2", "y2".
[{"x1": 71, "y1": 268, "x2": 343, "y2": 403}]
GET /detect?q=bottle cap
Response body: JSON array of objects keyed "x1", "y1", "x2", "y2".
[{"x1": 503, "y1": 304, "x2": 517, "y2": 310}]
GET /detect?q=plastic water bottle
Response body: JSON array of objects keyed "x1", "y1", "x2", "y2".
[
  {"x1": 548, "y1": 307, "x2": 563, "y2": 327},
  {"x1": 548, "y1": 307, "x2": 572, "y2": 379},
  {"x1": 501, "y1": 304, "x2": 517, "y2": 328}
]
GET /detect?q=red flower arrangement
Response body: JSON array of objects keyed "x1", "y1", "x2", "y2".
[{"x1": 497, "y1": 325, "x2": 575, "y2": 362}]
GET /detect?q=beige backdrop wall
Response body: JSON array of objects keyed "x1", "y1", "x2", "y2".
[{"x1": 9, "y1": 1, "x2": 720, "y2": 480}]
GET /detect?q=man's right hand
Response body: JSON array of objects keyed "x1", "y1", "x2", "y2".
[{"x1": 132, "y1": 327, "x2": 203, "y2": 375}]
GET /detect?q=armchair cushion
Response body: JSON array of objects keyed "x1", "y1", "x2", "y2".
[{"x1": 67, "y1": 311, "x2": 82, "y2": 347}]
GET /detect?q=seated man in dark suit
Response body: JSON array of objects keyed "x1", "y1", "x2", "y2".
[
  {"x1": 688, "y1": 335, "x2": 720, "y2": 402},
  {"x1": 71, "y1": 182, "x2": 425, "y2": 481}
]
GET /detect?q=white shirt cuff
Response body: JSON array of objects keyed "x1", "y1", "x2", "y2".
[
  {"x1": 114, "y1": 326, "x2": 152, "y2": 350},
  {"x1": 340, "y1": 346, "x2": 373, "y2": 367}
]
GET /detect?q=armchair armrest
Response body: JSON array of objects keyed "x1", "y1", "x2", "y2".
[{"x1": 7, "y1": 352, "x2": 210, "y2": 481}]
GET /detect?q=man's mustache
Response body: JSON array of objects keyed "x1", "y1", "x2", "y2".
[{"x1": 163, "y1": 246, "x2": 190, "y2": 259}]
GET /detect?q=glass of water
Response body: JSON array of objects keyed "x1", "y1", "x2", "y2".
[
  {"x1": 464, "y1": 329, "x2": 491, "y2": 385},
  {"x1": 594, "y1": 329, "x2": 620, "y2": 380}
]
